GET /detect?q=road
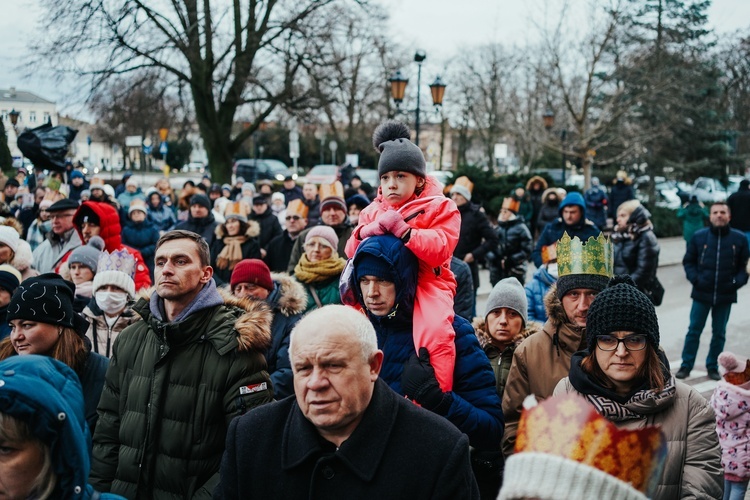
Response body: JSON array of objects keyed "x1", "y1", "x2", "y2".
[{"x1": 475, "y1": 262, "x2": 750, "y2": 400}]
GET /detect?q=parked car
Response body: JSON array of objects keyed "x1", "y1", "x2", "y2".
[
  {"x1": 182, "y1": 161, "x2": 206, "y2": 173},
  {"x1": 354, "y1": 168, "x2": 379, "y2": 187},
  {"x1": 302, "y1": 164, "x2": 340, "y2": 185},
  {"x1": 426, "y1": 170, "x2": 453, "y2": 187},
  {"x1": 233, "y1": 158, "x2": 295, "y2": 183},
  {"x1": 690, "y1": 176, "x2": 745, "y2": 203}
]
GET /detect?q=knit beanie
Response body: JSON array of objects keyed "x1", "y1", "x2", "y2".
[
  {"x1": 0, "y1": 264, "x2": 21, "y2": 293},
  {"x1": 0, "y1": 226, "x2": 20, "y2": 253},
  {"x1": 354, "y1": 253, "x2": 396, "y2": 284},
  {"x1": 585, "y1": 275, "x2": 660, "y2": 352},
  {"x1": 189, "y1": 194, "x2": 211, "y2": 210},
  {"x1": 484, "y1": 277, "x2": 527, "y2": 326},
  {"x1": 92, "y1": 249, "x2": 137, "y2": 298},
  {"x1": 230, "y1": 259, "x2": 274, "y2": 292},
  {"x1": 373, "y1": 120, "x2": 426, "y2": 178},
  {"x1": 128, "y1": 198, "x2": 148, "y2": 215},
  {"x1": 320, "y1": 196, "x2": 347, "y2": 213},
  {"x1": 449, "y1": 184, "x2": 472, "y2": 202},
  {"x1": 305, "y1": 225, "x2": 339, "y2": 250},
  {"x1": 718, "y1": 352, "x2": 750, "y2": 387},
  {"x1": 68, "y1": 236, "x2": 105, "y2": 273},
  {"x1": 7, "y1": 273, "x2": 90, "y2": 335},
  {"x1": 499, "y1": 453, "x2": 646, "y2": 500},
  {"x1": 556, "y1": 274, "x2": 609, "y2": 300}
]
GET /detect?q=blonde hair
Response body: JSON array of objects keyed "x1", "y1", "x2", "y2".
[{"x1": 616, "y1": 199, "x2": 641, "y2": 217}]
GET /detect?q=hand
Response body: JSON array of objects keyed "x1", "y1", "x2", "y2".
[
  {"x1": 463, "y1": 252, "x2": 475, "y2": 264},
  {"x1": 378, "y1": 210, "x2": 410, "y2": 239},
  {"x1": 401, "y1": 348, "x2": 452, "y2": 415},
  {"x1": 358, "y1": 220, "x2": 384, "y2": 239}
]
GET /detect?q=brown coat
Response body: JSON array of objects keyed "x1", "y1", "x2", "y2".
[
  {"x1": 500, "y1": 284, "x2": 587, "y2": 456},
  {"x1": 554, "y1": 378, "x2": 723, "y2": 500}
]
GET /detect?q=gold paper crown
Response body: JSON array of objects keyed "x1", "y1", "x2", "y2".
[
  {"x1": 454, "y1": 176, "x2": 474, "y2": 193},
  {"x1": 319, "y1": 181, "x2": 344, "y2": 200},
  {"x1": 516, "y1": 393, "x2": 666, "y2": 494},
  {"x1": 557, "y1": 232, "x2": 613, "y2": 278},
  {"x1": 286, "y1": 199, "x2": 309, "y2": 218},
  {"x1": 501, "y1": 197, "x2": 520, "y2": 213}
]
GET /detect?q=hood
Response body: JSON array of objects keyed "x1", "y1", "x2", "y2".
[
  {"x1": 74, "y1": 201, "x2": 122, "y2": 251},
  {"x1": 0, "y1": 216, "x2": 23, "y2": 236},
  {"x1": 541, "y1": 187, "x2": 562, "y2": 204},
  {"x1": 0, "y1": 355, "x2": 91, "y2": 499},
  {"x1": 268, "y1": 272, "x2": 308, "y2": 317},
  {"x1": 214, "y1": 219, "x2": 261, "y2": 239},
  {"x1": 472, "y1": 316, "x2": 542, "y2": 350},
  {"x1": 532, "y1": 265, "x2": 558, "y2": 285},
  {"x1": 349, "y1": 234, "x2": 419, "y2": 323},
  {"x1": 526, "y1": 175, "x2": 548, "y2": 191},
  {"x1": 544, "y1": 283, "x2": 575, "y2": 327},
  {"x1": 628, "y1": 205, "x2": 651, "y2": 226},
  {"x1": 558, "y1": 191, "x2": 586, "y2": 218},
  {"x1": 10, "y1": 239, "x2": 33, "y2": 271},
  {"x1": 373, "y1": 173, "x2": 444, "y2": 207}
]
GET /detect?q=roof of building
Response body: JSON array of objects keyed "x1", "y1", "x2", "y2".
[{"x1": 0, "y1": 88, "x2": 55, "y2": 105}]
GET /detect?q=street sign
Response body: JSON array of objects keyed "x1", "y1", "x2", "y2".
[
  {"x1": 125, "y1": 135, "x2": 142, "y2": 147},
  {"x1": 494, "y1": 143, "x2": 508, "y2": 159},
  {"x1": 143, "y1": 145, "x2": 152, "y2": 154},
  {"x1": 143, "y1": 138, "x2": 152, "y2": 147},
  {"x1": 160, "y1": 142, "x2": 168, "y2": 155}
]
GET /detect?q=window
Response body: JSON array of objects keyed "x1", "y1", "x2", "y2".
[
  {"x1": 43, "y1": 112, "x2": 50, "y2": 123},
  {"x1": 29, "y1": 111, "x2": 36, "y2": 123}
]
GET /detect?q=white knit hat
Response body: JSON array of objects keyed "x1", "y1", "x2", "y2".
[
  {"x1": 499, "y1": 453, "x2": 646, "y2": 500},
  {"x1": 92, "y1": 249, "x2": 136, "y2": 298},
  {"x1": 0, "y1": 226, "x2": 20, "y2": 253}
]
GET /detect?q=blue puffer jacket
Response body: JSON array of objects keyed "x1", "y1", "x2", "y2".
[
  {"x1": 147, "y1": 195, "x2": 177, "y2": 232},
  {"x1": 122, "y1": 219, "x2": 160, "y2": 269},
  {"x1": 349, "y1": 235, "x2": 504, "y2": 451},
  {"x1": 525, "y1": 266, "x2": 557, "y2": 323},
  {"x1": 684, "y1": 225, "x2": 749, "y2": 305},
  {"x1": 0, "y1": 355, "x2": 124, "y2": 500},
  {"x1": 532, "y1": 192, "x2": 601, "y2": 267}
]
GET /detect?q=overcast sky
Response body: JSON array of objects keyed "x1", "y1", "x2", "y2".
[{"x1": 1, "y1": 0, "x2": 748, "y2": 118}]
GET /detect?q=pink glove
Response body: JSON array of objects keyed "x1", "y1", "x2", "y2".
[
  {"x1": 378, "y1": 210, "x2": 410, "y2": 239},
  {"x1": 358, "y1": 220, "x2": 384, "y2": 239}
]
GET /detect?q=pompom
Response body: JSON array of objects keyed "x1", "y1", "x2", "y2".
[
  {"x1": 88, "y1": 236, "x2": 106, "y2": 251},
  {"x1": 607, "y1": 274, "x2": 637, "y2": 288},
  {"x1": 372, "y1": 120, "x2": 411, "y2": 152},
  {"x1": 719, "y1": 352, "x2": 739, "y2": 372}
]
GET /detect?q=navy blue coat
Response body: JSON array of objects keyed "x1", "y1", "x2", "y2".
[
  {"x1": 122, "y1": 219, "x2": 160, "y2": 270},
  {"x1": 525, "y1": 266, "x2": 557, "y2": 323},
  {"x1": 684, "y1": 225, "x2": 749, "y2": 305},
  {"x1": 349, "y1": 235, "x2": 504, "y2": 451},
  {"x1": 532, "y1": 192, "x2": 601, "y2": 267}
]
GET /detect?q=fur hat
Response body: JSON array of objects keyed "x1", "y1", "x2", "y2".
[
  {"x1": 305, "y1": 225, "x2": 338, "y2": 250},
  {"x1": 484, "y1": 277, "x2": 527, "y2": 326},
  {"x1": 373, "y1": 120, "x2": 426, "y2": 178}
]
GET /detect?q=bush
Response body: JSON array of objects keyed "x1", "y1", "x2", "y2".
[{"x1": 646, "y1": 205, "x2": 682, "y2": 238}]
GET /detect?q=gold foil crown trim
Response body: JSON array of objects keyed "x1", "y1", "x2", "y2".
[{"x1": 557, "y1": 232, "x2": 613, "y2": 278}]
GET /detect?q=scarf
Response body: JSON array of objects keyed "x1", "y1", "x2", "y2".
[
  {"x1": 216, "y1": 235, "x2": 247, "y2": 270},
  {"x1": 75, "y1": 280, "x2": 94, "y2": 298},
  {"x1": 585, "y1": 379, "x2": 676, "y2": 422},
  {"x1": 611, "y1": 220, "x2": 654, "y2": 242},
  {"x1": 294, "y1": 254, "x2": 346, "y2": 284}
]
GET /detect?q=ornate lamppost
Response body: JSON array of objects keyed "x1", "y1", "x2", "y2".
[{"x1": 543, "y1": 108, "x2": 567, "y2": 186}]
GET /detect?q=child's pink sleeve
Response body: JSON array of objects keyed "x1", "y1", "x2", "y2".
[
  {"x1": 404, "y1": 197, "x2": 460, "y2": 268},
  {"x1": 413, "y1": 276, "x2": 456, "y2": 392},
  {"x1": 345, "y1": 204, "x2": 379, "y2": 258}
]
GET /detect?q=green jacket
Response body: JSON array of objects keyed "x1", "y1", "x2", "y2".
[
  {"x1": 90, "y1": 293, "x2": 274, "y2": 499},
  {"x1": 302, "y1": 277, "x2": 342, "y2": 313},
  {"x1": 677, "y1": 202, "x2": 709, "y2": 243}
]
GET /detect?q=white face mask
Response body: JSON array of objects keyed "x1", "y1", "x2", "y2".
[
  {"x1": 547, "y1": 263, "x2": 559, "y2": 278},
  {"x1": 95, "y1": 291, "x2": 129, "y2": 315}
]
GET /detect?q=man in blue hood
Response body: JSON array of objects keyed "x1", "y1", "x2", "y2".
[
  {"x1": 345, "y1": 234, "x2": 504, "y2": 498},
  {"x1": 532, "y1": 191, "x2": 600, "y2": 267}
]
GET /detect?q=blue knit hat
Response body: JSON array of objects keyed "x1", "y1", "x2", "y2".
[{"x1": 354, "y1": 253, "x2": 396, "y2": 284}]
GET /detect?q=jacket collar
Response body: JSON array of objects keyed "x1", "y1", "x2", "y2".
[
  {"x1": 709, "y1": 223, "x2": 730, "y2": 236},
  {"x1": 281, "y1": 378, "x2": 398, "y2": 481}
]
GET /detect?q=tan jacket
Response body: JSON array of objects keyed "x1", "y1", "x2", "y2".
[
  {"x1": 554, "y1": 378, "x2": 723, "y2": 500},
  {"x1": 500, "y1": 285, "x2": 587, "y2": 456}
]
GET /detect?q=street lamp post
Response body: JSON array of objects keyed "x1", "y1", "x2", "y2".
[
  {"x1": 543, "y1": 109, "x2": 567, "y2": 187},
  {"x1": 8, "y1": 109, "x2": 20, "y2": 134}
]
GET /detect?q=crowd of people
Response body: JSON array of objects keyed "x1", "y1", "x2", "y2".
[{"x1": 0, "y1": 121, "x2": 748, "y2": 499}]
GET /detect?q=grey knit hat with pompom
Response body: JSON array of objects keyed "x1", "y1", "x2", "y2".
[{"x1": 373, "y1": 120, "x2": 426, "y2": 178}]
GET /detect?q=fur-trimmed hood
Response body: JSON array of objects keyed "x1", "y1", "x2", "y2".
[
  {"x1": 472, "y1": 316, "x2": 542, "y2": 350},
  {"x1": 268, "y1": 272, "x2": 308, "y2": 317},
  {"x1": 526, "y1": 175, "x2": 548, "y2": 191},
  {"x1": 0, "y1": 216, "x2": 23, "y2": 235},
  {"x1": 10, "y1": 239, "x2": 33, "y2": 272},
  {"x1": 214, "y1": 219, "x2": 260, "y2": 240},
  {"x1": 543, "y1": 283, "x2": 570, "y2": 326},
  {"x1": 541, "y1": 187, "x2": 566, "y2": 203}
]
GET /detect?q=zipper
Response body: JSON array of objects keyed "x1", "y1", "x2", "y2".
[{"x1": 713, "y1": 234, "x2": 720, "y2": 305}]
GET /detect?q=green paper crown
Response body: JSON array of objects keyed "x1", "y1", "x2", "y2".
[{"x1": 557, "y1": 232, "x2": 613, "y2": 278}]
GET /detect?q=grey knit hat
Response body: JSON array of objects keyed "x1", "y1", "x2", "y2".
[
  {"x1": 68, "y1": 236, "x2": 105, "y2": 273},
  {"x1": 450, "y1": 184, "x2": 472, "y2": 202},
  {"x1": 373, "y1": 120, "x2": 426, "y2": 178},
  {"x1": 484, "y1": 277, "x2": 528, "y2": 326}
]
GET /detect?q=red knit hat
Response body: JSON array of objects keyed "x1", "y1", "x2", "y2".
[{"x1": 230, "y1": 259, "x2": 274, "y2": 292}]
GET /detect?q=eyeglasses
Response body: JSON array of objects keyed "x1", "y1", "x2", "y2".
[
  {"x1": 285, "y1": 215, "x2": 302, "y2": 221},
  {"x1": 596, "y1": 334, "x2": 648, "y2": 352},
  {"x1": 49, "y1": 212, "x2": 75, "y2": 220}
]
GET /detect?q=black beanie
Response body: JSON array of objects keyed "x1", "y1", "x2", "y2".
[
  {"x1": 556, "y1": 273, "x2": 609, "y2": 299},
  {"x1": 586, "y1": 275, "x2": 660, "y2": 352},
  {"x1": 7, "y1": 273, "x2": 90, "y2": 336},
  {"x1": 373, "y1": 120, "x2": 426, "y2": 178},
  {"x1": 354, "y1": 253, "x2": 397, "y2": 284},
  {"x1": 189, "y1": 194, "x2": 211, "y2": 211}
]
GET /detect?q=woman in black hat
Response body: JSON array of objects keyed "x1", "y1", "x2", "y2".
[
  {"x1": 0, "y1": 273, "x2": 109, "y2": 433},
  {"x1": 553, "y1": 275, "x2": 722, "y2": 499}
]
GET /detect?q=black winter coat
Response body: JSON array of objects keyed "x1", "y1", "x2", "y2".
[
  {"x1": 451, "y1": 256, "x2": 475, "y2": 320},
  {"x1": 454, "y1": 203, "x2": 498, "y2": 290},
  {"x1": 608, "y1": 181, "x2": 635, "y2": 218},
  {"x1": 489, "y1": 217, "x2": 533, "y2": 286},
  {"x1": 727, "y1": 186, "x2": 750, "y2": 232},
  {"x1": 210, "y1": 222, "x2": 262, "y2": 286},
  {"x1": 250, "y1": 206, "x2": 283, "y2": 249},
  {"x1": 214, "y1": 378, "x2": 479, "y2": 500},
  {"x1": 122, "y1": 219, "x2": 160, "y2": 272},
  {"x1": 303, "y1": 197, "x2": 321, "y2": 227},
  {"x1": 536, "y1": 201, "x2": 559, "y2": 233},
  {"x1": 612, "y1": 206, "x2": 660, "y2": 291},
  {"x1": 175, "y1": 213, "x2": 219, "y2": 246},
  {"x1": 281, "y1": 185, "x2": 304, "y2": 204},
  {"x1": 264, "y1": 230, "x2": 297, "y2": 272},
  {"x1": 684, "y1": 225, "x2": 749, "y2": 305}
]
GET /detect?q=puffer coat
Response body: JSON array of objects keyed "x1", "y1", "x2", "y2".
[
  {"x1": 83, "y1": 299, "x2": 139, "y2": 358},
  {"x1": 710, "y1": 380, "x2": 750, "y2": 482},
  {"x1": 488, "y1": 216, "x2": 532, "y2": 286},
  {"x1": 612, "y1": 205, "x2": 660, "y2": 291},
  {"x1": 677, "y1": 200, "x2": 709, "y2": 243},
  {"x1": 524, "y1": 266, "x2": 557, "y2": 323},
  {"x1": 90, "y1": 292, "x2": 274, "y2": 499}
]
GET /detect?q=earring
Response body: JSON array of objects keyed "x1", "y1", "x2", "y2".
[{"x1": 59, "y1": 328, "x2": 63, "y2": 336}]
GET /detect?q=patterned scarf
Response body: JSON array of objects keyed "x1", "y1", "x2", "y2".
[
  {"x1": 584, "y1": 377, "x2": 676, "y2": 422},
  {"x1": 216, "y1": 235, "x2": 247, "y2": 270},
  {"x1": 294, "y1": 254, "x2": 346, "y2": 284},
  {"x1": 611, "y1": 220, "x2": 654, "y2": 242}
]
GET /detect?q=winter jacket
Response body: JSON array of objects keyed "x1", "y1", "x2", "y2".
[
  {"x1": 608, "y1": 179, "x2": 635, "y2": 218},
  {"x1": 213, "y1": 378, "x2": 480, "y2": 500},
  {"x1": 300, "y1": 276, "x2": 342, "y2": 313},
  {"x1": 116, "y1": 188, "x2": 145, "y2": 216},
  {"x1": 72, "y1": 201, "x2": 152, "y2": 290},
  {"x1": 727, "y1": 184, "x2": 750, "y2": 232},
  {"x1": 0, "y1": 356, "x2": 125, "y2": 500},
  {"x1": 501, "y1": 284, "x2": 586, "y2": 455},
  {"x1": 265, "y1": 230, "x2": 298, "y2": 273},
  {"x1": 678, "y1": 201, "x2": 709, "y2": 243},
  {"x1": 473, "y1": 318, "x2": 542, "y2": 400},
  {"x1": 454, "y1": 202, "x2": 499, "y2": 290},
  {"x1": 122, "y1": 218, "x2": 160, "y2": 273},
  {"x1": 510, "y1": 186, "x2": 534, "y2": 227},
  {"x1": 90, "y1": 291, "x2": 274, "y2": 499},
  {"x1": 524, "y1": 266, "x2": 557, "y2": 323},
  {"x1": 210, "y1": 222, "x2": 262, "y2": 285},
  {"x1": 147, "y1": 196, "x2": 177, "y2": 232},
  {"x1": 488, "y1": 217, "x2": 532, "y2": 286},
  {"x1": 347, "y1": 235, "x2": 503, "y2": 451},
  {"x1": 27, "y1": 218, "x2": 51, "y2": 251},
  {"x1": 250, "y1": 206, "x2": 283, "y2": 250},
  {"x1": 536, "y1": 198, "x2": 560, "y2": 234},
  {"x1": 287, "y1": 222, "x2": 353, "y2": 274},
  {"x1": 281, "y1": 184, "x2": 304, "y2": 204},
  {"x1": 532, "y1": 192, "x2": 601, "y2": 267},
  {"x1": 33, "y1": 227, "x2": 82, "y2": 274},
  {"x1": 710, "y1": 380, "x2": 750, "y2": 481},
  {"x1": 683, "y1": 224, "x2": 749, "y2": 305},
  {"x1": 79, "y1": 350, "x2": 110, "y2": 434},
  {"x1": 175, "y1": 212, "x2": 220, "y2": 247},
  {"x1": 525, "y1": 175, "x2": 548, "y2": 232},
  {"x1": 584, "y1": 185, "x2": 608, "y2": 229},
  {"x1": 612, "y1": 205, "x2": 660, "y2": 291},
  {"x1": 451, "y1": 256, "x2": 475, "y2": 321},
  {"x1": 302, "y1": 197, "x2": 321, "y2": 227},
  {"x1": 83, "y1": 299, "x2": 139, "y2": 358},
  {"x1": 555, "y1": 360, "x2": 723, "y2": 500}
]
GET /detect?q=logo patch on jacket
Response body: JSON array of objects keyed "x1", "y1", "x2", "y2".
[{"x1": 239, "y1": 382, "x2": 267, "y2": 395}]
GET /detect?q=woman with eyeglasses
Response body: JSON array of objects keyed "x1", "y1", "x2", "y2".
[
  {"x1": 209, "y1": 201, "x2": 261, "y2": 286},
  {"x1": 553, "y1": 275, "x2": 722, "y2": 499},
  {"x1": 293, "y1": 225, "x2": 346, "y2": 313}
]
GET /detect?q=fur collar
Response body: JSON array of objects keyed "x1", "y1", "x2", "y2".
[
  {"x1": 214, "y1": 219, "x2": 261, "y2": 239},
  {"x1": 269, "y1": 272, "x2": 308, "y2": 317},
  {"x1": 472, "y1": 316, "x2": 543, "y2": 350}
]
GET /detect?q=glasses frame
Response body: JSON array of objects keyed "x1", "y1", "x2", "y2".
[
  {"x1": 596, "y1": 334, "x2": 648, "y2": 352},
  {"x1": 285, "y1": 215, "x2": 302, "y2": 221}
]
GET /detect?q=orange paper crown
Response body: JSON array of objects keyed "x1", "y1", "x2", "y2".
[
  {"x1": 454, "y1": 175, "x2": 474, "y2": 193},
  {"x1": 516, "y1": 393, "x2": 666, "y2": 494},
  {"x1": 541, "y1": 243, "x2": 557, "y2": 264},
  {"x1": 224, "y1": 201, "x2": 250, "y2": 219},
  {"x1": 286, "y1": 199, "x2": 309, "y2": 218},
  {"x1": 501, "y1": 197, "x2": 520, "y2": 213},
  {"x1": 319, "y1": 181, "x2": 344, "y2": 201}
]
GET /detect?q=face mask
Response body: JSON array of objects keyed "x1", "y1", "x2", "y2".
[
  {"x1": 95, "y1": 291, "x2": 129, "y2": 315},
  {"x1": 547, "y1": 263, "x2": 559, "y2": 278}
]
